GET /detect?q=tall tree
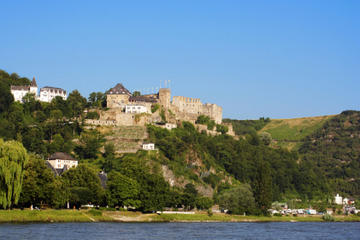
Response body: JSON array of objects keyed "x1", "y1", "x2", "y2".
[
  {"x1": 252, "y1": 154, "x2": 273, "y2": 215},
  {"x1": 0, "y1": 139, "x2": 29, "y2": 209},
  {"x1": 106, "y1": 171, "x2": 140, "y2": 208},
  {"x1": 62, "y1": 164, "x2": 104, "y2": 207},
  {"x1": 67, "y1": 90, "x2": 87, "y2": 118},
  {"x1": 19, "y1": 155, "x2": 67, "y2": 208}
]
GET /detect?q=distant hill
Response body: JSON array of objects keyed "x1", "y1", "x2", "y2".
[
  {"x1": 299, "y1": 110, "x2": 360, "y2": 197},
  {"x1": 258, "y1": 115, "x2": 334, "y2": 150}
]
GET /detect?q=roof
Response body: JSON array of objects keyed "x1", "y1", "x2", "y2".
[
  {"x1": 10, "y1": 85, "x2": 30, "y2": 91},
  {"x1": 48, "y1": 152, "x2": 77, "y2": 161},
  {"x1": 107, "y1": 83, "x2": 131, "y2": 95},
  {"x1": 31, "y1": 77, "x2": 37, "y2": 87},
  {"x1": 41, "y1": 86, "x2": 66, "y2": 92},
  {"x1": 129, "y1": 96, "x2": 158, "y2": 103}
]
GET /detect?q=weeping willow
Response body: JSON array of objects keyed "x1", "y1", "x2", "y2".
[{"x1": 0, "y1": 139, "x2": 29, "y2": 209}]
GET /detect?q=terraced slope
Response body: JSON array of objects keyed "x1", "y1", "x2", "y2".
[
  {"x1": 259, "y1": 115, "x2": 335, "y2": 150},
  {"x1": 97, "y1": 126, "x2": 148, "y2": 153}
]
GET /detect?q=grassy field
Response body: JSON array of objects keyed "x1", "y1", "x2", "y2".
[
  {"x1": 1, "y1": 210, "x2": 359, "y2": 223},
  {"x1": 0, "y1": 209, "x2": 112, "y2": 223},
  {"x1": 259, "y1": 115, "x2": 335, "y2": 150}
]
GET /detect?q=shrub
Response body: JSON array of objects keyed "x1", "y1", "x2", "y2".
[
  {"x1": 322, "y1": 213, "x2": 335, "y2": 222},
  {"x1": 151, "y1": 104, "x2": 160, "y2": 113},
  {"x1": 88, "y1": 209, "x2": 102, "y2": 216},
  {"x1": 86, "y1": 111, "x2": 100, "y2": 120}
]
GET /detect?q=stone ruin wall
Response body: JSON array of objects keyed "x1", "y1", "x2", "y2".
[
  {"x1": 106, "y1": 94, "x2": 129, "y2": 108},
  {"x1": 170, "y1": 96, "x2": 222, "y2": 124}
]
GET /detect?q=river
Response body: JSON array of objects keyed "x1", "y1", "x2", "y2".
[{"x1": 1, "y1": 222, "x2": 359, "y2": 239}]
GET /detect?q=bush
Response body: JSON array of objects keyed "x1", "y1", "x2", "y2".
[
  {"x1": 88, "y1": 209, "x2": 102, "y2": 216},
  {"x1": 151, "y1": 104, "x2": 160, "y2": 113},
  {"x1": 86, "y1": 111, "x2": 100, "y2": 120},
  {"x1": 322, "y1": 213, "x2": 335, "y2": 222}
]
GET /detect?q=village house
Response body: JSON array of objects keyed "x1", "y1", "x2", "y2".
[
  {"x1": 46, "y1": 152, "x2": 78, "y2": 175},
  {"x1": 10, "y1": 77, "x2": 67, "y2": 103},
  {"x1": 334, "y1": 193, "x2": 343, "y2": 205},
  {"x1": 142, "y1": 143, "x2": 155, "y2": 151},
  {"x1": 10, "y1": 77, "x2": 38, "y2": 102},
  {"x1": 39, "y1": 86, "x2": 67, "y2": 102},
  {"x1": 125, "y1": 104, "x2": 148, "y2": 114}
]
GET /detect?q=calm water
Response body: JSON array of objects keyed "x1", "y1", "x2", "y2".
[{"x1": 0, "y1": 222, "x2": 359, "y2": 240}]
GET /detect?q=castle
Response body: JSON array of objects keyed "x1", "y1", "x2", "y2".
[
  {"x1": 101, "y1": 83, "x2": 222, "y2": 124},
  {"x1": 10, "y1": 77, "x2": 67, "y2": 103}
]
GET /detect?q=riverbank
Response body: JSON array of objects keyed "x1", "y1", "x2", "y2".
[{"x1": 1, "y1": 209, "x2": 360, "y2": 223}]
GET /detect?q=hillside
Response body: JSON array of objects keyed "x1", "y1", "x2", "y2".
[
  {"x1": 299, "y1": 111, "x2": 360, "y2": 197},
  {"x1": 259, "y1": 115, "x2": 334, "y2": 150}
]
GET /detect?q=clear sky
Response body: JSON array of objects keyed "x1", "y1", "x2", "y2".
[{"x1": 1, "y1": 0, "x2": 359, "y2": 119}]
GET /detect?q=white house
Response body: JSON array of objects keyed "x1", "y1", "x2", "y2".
[
  {"x1": 142, "y1": 143, "x2": 155, "y2": 151},
  {"x1": 165, "y1": 123, "x2": 177, "y2": 130},
  {"x1": 334, "y1": 193, "x2": 343, "y2": 205},
  {"x1": 343, "y1": 197, "x2": 349, "y2": 205},
  {"x1": 46, "y1": 152, "x2": 78, "y2": 175},
  {"x1": 39, "y1": 86, "x2": 67, "y2": 102},
  {"x1": 125, "y1": 104, "x2": 148, "y2": 114},
  {"x1": 10, "y1": 77, "x2": 38, "y2": 102}
]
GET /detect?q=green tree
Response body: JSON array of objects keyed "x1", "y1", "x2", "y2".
[
  {"x1": 252, "y1": 156, "x2": 272, "y2": 215},
  {"x1": 0, "y1": 139, "x2": 29, "y2": 209},
  {"x1": 75, "y1": 130, "x2": 104, "y2": 159},
  {"x1": 0, "y1": 81, "x2": 14, "y2": 112},
  {"x1": 67, "y1": 90, "x2": 87, "y2": 118},
  {"x1": 259, "y1": 132, "x2": 272, "y2": 145},
  {"x1": 195, "y1": 197, "x2": 214, "y2": 210},
  {"x1": 19, "y1": 155, "x2": 67, "y2": 208},
  {"x1": 218, "y1": 184, "x2": 255, "y2": 215},
  {"x1": 106, "y1": 171, "x2": 141, "y2": 208},
  {"x1": 132, "y1": 91, "x2": 141, "y2": 97},
  {"x1": 62, "y1": 164, "x2": 104, "y2": 207}
]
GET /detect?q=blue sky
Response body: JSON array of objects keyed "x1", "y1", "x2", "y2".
[{"x1": 1, "y1": 0, "x2": 359, "y2": 119}]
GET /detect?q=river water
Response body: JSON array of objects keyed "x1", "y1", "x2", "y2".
[{"x1": 0, "y1": 222, "x2": 359, "y2": 239}]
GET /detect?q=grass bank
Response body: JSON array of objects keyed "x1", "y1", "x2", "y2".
[
  {"x1": 1, "y1": 210, "x2": 359, "y2": 223},
  {"x1": 0, "y1": 209, "x2": 112, "y2": 223}
]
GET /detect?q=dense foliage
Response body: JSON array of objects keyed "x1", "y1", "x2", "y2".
[
  {"x1": 223, "y1": 117, "x2": 270, "y2": 135},
  {"x1": 299, "y1": 111, "x2": 360, "y2": 198}
]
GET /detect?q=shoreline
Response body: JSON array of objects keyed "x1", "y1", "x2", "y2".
[{"x1": 1, "y1": 210, "x2": 360, "y2": 223}]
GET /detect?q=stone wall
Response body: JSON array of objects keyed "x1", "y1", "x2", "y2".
[
  {"x1": 158, "y1": 88, "x2": 171, "y2": 108},
  {"x1": 106, "y1": 94, "x2": 129, "y2": 109},
  {"x1": 171, "y1": 95, "x2": 222, "y2": 124}
]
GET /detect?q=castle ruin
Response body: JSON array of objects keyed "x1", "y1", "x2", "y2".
[{"x1": 86, "y1": 83, "x2": 222, "y2": 127}]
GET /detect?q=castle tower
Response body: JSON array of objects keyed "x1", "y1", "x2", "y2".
[
  {"x1": 158, "y1": 88, "x2": 171, "y2": 109},
  {"x1": 29, "y1": 77, "x2": 38, "y2": 95}
]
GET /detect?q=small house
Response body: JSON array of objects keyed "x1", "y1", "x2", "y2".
[
  {"x1": 125, "y1": 104, "x2": 148, "y2": 114},
  {"x1": 142, "y1": 143, "x2": 155, "y2": 151},
  {"x1": 334, "y1": 193, "x2": 343, "y2": 205},
  {"x1": 46, "y1": 152, "x2": 78, "y2": 175}
]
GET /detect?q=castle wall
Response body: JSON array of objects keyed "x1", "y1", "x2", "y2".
[
  {"x1": 107, "y1": 94, "x2": 129, "y2": 109},
  {"x1": 201, "y1": 103, "x2": 223, "y2": 124},
  {"x1": 158, "y1": 88, "x2": 171, "y2": 108}
]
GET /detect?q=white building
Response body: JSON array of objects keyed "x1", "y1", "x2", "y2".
[
  {"x1": 334, "y1": 193, "x2": 343, "y2": 205},
  {"x1": 46, "y1": 152, "x2": 78, "y2": 175},
  {"x1": 142, "y1": 143, "x2": 155, "y2": 151},
  {"x1": 125, "y1": 104, "x2": 148, "y2": 114},
  {"x1": 165, "y1": 123, "x2": 177, "y2": 130},
  {"x1": 10, "y1": 77, "x2": 38, "y2": 102},
  {"x1": 39, "y1": 86, "x2": 67, "y2": 102}
]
